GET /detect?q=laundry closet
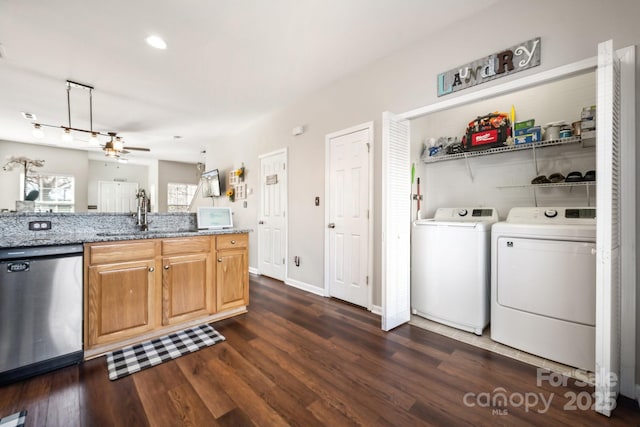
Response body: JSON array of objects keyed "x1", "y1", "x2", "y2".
[{"x1": 380, "y1": 40, "x2": 636, "y2": 416}]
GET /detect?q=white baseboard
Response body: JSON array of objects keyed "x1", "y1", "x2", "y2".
[
  {"x1": 284, "y1": 277, "x2": 325, "y2": 297},
  {"x1": 370, "y1": 305, "x2": 382, "y2": 316},
  {"x1": 248, "y1": 266, "x2": 259, "y2": 275}
]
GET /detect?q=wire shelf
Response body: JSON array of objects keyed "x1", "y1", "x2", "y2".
[
  {"x1": 422, "y1": 136, "x2": 583, "y2": 164},
  {"x1": 497, "y1": 181, "x2": 596, "y2": 189}
]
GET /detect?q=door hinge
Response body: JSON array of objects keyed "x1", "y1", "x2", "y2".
[
  {"x1": 366, "y1": 276, "x2": 369, "y2": 285},
  {"x1": 283, "y1": 163, "x2": 286, "y2": 170},
  {"x1": 367, "y1": 209, "x2": 369, "y2": 219},
  {"x1": 283, "y1": 257, "x2": 285, "y2": 264},
  {"x1": 366, "y1": 142, "x2": 370, "y2": 153}
]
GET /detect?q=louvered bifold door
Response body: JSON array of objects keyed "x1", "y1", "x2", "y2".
[
  {"x1": 381, "y1": 111, "x2": 411, "y2": 331},
  {"x1": 595, "y1": 39, "x2": 621, "y2": 417}
]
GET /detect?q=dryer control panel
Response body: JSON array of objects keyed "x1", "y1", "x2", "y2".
[{"x1": 506, "y1": 207, "x2": 596, "y2": 225}]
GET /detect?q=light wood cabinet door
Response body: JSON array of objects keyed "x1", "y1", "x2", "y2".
[
  {"x1": 87, "y1": 260, "x2": 156, "y2": 346},
  {"x1": 162, "y1": 253, "x2": 213, "y2": 325},
  {"x1": 216, "y1": 247, "x2": 248, "y2": 311}
]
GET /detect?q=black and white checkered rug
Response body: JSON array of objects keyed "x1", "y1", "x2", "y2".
[
  {"x1": 106, "y1": 324, "x2": 225, "y2": 380},
  {"x1": 0, "y1": 411, "x2": 26, "y2": 427}
]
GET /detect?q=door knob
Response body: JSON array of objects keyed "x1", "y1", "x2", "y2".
[
  {"x1": 218, "y1": 258, "x2": 223, "y2": 262},
  {"x1": 164, "y1": 265, "x2": 170, "y2": 270},
  {"x1": 148, "y1": 267, "x2": 155, "y2": 272},
  {"x1": 328, "y1": 223, "x2": 336, "y2": 229},
  {"x1": 230, "y1": 240, "x2": 236, "y2": 244}
]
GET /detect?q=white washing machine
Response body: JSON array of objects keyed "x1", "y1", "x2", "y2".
[
  {"x1": 491, "y1": 207, "x2": 596, "y2": 371},
  {"x1": 411, "y1": 207, "x2": 499, "y2": 335}
]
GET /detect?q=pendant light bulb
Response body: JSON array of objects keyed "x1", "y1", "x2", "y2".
[
  {"x1": 114, "y1": 137, "x2": 124, "y2": 151},
  {"x1": 89, "y1": 132, "x2": 100, "y2": 146},
  {"x1": 32, "y1": 124, "x2": 45, "y2": 138},
  {"x1": 61, "y1": 128, "x2": 74, "y2": 143}
]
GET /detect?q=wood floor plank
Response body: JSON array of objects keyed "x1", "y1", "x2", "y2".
[
  {"x1": 45, "y1": 365, "x2": 79, "y2": 427},
  {"x1": 174, "y1": 350, "x2": 237, "y2": 419},
  {"x1": 79, "y1": 357, "x2": 150, "y2": 427},
  {"x1": 206, "y1": 353, "x2": 290, "y2": 427},
  {"x1": 133, "y1": 359, "x2": 214, "y2": 426}
]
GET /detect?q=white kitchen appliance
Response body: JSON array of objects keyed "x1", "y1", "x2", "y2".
[
  {"x1": 411, "y1": 207, "x2": 499, "y2": 335},
  {"x1": 491, "y1": 207, "x2": 596, "y2": 371}
]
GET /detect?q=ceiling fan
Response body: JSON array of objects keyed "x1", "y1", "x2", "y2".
[{"x1": 102, "y1": 132, "x2": 150, "y2": 158}]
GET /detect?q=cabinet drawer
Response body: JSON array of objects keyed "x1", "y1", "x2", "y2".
[
  {"x1": 88, "y1": 241, "x2": 156, "y2": 265},
  {"x1": 161, "y1": 236, "x2": 211, "y2": 256},
  {"x1": 216, "y1": 233, "x2": 248, "y2": 250}
]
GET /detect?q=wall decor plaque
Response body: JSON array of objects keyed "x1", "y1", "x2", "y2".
[{"x1": 437, "y1": 37, "x2": 541, "y2": 97}]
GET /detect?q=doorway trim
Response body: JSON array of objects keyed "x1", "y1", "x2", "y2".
[
  {"x1": 258, "y1": 147, "x2": 288, "y2": 282},
  {"x1": 324, "y1": 121, "x2": 374, "y2": 311}
]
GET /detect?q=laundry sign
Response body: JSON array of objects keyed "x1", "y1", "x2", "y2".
[{"x1": 437, "y1": 37, "x2": 541, "y2": 97}]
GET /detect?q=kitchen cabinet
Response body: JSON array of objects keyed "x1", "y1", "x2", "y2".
[
  {"x1": 216, "y1": 233, "x2": 249, "y2": 311},
  {"x1": 86, "y1": 241, "x2": 158, "y2": 347},
  {"x1": 84, "y1": 233, "x2": 249, "y2": 356},
  {"x1": 161, "y1": 236, "x2": 214, "y2": 325}
]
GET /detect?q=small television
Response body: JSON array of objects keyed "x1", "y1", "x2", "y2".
[
  {"x1": 197, "y1": 207, "x2": 233, "y2": 230},
  {"x1": 201, "y1": 169, "x2": 221, "y2": 197}
]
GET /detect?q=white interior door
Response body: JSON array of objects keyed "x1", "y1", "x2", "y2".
[
  {"x1": 98, "y1": 181, "x2": 138, "y2": 212},
  {"x1": 258, "y1": 149, "x2": 287, "y2": 281},
  {"x1": 381, "y1": 111, "x2": 411, "y2": 331},
  {"x1": 326, "y1": 124, "x2": 371, "y2": 308},
  {"x1": 595, "y1": 39, "x2": 622, "y2": 416}
]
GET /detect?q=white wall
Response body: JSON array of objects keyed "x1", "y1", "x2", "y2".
[
  {"x1": 0, "y1": 140, "x2": 89, "y2": 211},
  {"x1": 205, "y1": 0, "x2": 640, "y2": 304}
]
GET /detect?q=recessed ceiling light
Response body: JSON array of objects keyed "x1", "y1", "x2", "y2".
[{"x1": 146, "y1": 35, "x2": 167, "y2": 50}]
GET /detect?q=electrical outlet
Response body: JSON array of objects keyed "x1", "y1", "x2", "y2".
[{"x1": 28, "y1": 221, "x2": 52, "y2": 231}]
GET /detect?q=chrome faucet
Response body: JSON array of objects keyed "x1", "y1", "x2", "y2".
[{"x1": 135, "y1": 189, "x2": 149, "y2": 231}]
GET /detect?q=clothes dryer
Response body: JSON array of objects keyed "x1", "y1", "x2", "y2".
[
  {"x1": 411, "y1": 207, "x2": 499, "y2": 335},
  {"x1": 491, "y1": 207, "x2": 596, "y2": 371}
]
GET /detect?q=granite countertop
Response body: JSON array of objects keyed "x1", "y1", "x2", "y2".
[{"x1": 0, "y1": 228, "x2": 252, "y2": 249}]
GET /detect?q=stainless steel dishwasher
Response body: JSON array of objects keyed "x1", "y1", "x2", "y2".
[{"x1": 0, "y1": 244, "x2": 83, "y2": 385}]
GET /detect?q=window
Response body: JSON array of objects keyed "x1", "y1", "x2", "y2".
[
  {"x1": 167, "y1": 182, "x2": 197, "y2": 212},
  {"x1": 24, "y1": 172, "x2": 75, "y2": 212}
]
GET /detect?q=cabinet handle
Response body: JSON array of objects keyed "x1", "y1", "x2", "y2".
[
  {"x1": 230, "y1": 240, "x2": 236, "y2": 244},
  {"x1": 148, "y1": 267, "x2": 154, "y2": 272},
  {"x1": 217, "y1": 258, "x2": 223, "y2": 262},
  {"x1": 164, "y1": 265, "x2": 170, "y2": 270}
]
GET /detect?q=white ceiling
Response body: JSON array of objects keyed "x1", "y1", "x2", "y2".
[{"x1": 0, "y1": 0, "x2": 497, "y2": 163}]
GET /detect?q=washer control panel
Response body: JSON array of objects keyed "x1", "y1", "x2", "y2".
[
  {"x1": 433, "y1": 207, "x2": 499, "y2": 222},
  {"x1": 506, "y1": 207, "x2": 596, "y2": 224}
]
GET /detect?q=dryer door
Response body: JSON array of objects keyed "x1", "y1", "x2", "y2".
[{"x1": 495, "y1": 237, "x2": 596, "y2": 325}]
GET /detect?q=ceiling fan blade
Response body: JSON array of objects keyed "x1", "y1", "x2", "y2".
[{"x1": 124, "y1": 146, "x2": 151, "y2": 152}]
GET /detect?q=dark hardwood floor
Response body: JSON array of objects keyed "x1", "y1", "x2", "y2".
[{"x1": 1, "y1": 275, "x2": 639, "y2": 426}]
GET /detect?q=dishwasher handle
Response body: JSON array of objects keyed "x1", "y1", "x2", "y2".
[{"x1": 0, "y1": 244, "x2": 83, "y2": 261}]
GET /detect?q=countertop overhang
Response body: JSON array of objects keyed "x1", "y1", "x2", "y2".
[{"x1": 0, "y1": 228, "x2": 252, "y2": 249}]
